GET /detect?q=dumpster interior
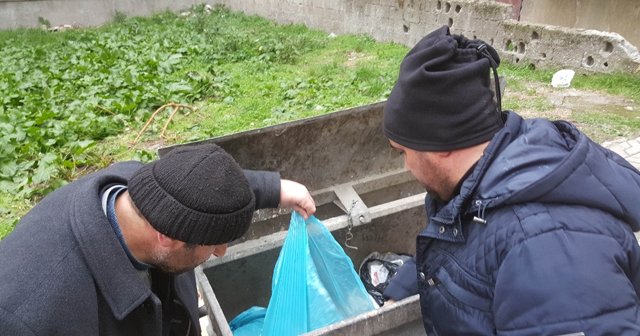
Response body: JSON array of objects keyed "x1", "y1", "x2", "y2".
[{"x1": 160, "y1": 102, "x2": 428, "y2": 335}]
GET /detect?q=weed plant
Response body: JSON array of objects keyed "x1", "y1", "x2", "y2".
[
  {"x1": 0, "y1": 5, "x2": 407, "y2": 234},
  {"x1": 1, "y1": 5, "x2": 638, "y2": 238}
]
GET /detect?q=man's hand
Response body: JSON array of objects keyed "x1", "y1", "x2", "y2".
[{"x1": 280, "y1": 179, "x2": 316, "y2": 219}]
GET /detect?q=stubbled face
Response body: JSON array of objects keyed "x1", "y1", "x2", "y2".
[
  {"x1": 151, "y1": 243, "x2": 227, "y2": 274},
  {"x1": 389, "y1": 140, "x2": 455, "y2": 202},
  {"x1": 125, "y1": 194, "x2": 229, "y2": 274}
]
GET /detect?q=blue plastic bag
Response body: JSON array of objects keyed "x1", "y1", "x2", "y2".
[
  {"x1": 230, "y1": 212, "x2": 377, "y2": 335},
  {"x1": 229, "y1": 307, "x2": 266, "y2": 336}
]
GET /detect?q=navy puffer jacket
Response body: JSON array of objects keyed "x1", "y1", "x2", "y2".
[{"x1": 388, "y1": 111, "x2": 640, "y2": 335}]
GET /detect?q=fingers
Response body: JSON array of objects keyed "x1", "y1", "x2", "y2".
[
  {"x1": 280, "y1": 179, "x2": 316, "y2": 219},
  {"x1": 292, "y1": 205, "x2": 309, "y2": 219},
  {"x1": 298, "y1": 193, "x2": 316, "y2": 218}
]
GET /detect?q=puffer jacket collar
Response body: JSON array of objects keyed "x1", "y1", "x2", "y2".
[
  {"x1": 422, "y1": 110, "x2": 640, "y2": 243},
  {"x1": 421, "y1": 111, "x2": 524, "y2": 243}
]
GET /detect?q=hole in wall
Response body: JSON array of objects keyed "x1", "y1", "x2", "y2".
[
  {"x1": 541, "y1": 52, "x2": 547, "y2": 58},
  {"x1": 527, "y1": 63, "x2": 536, "y2": 70},
  {"x1": 603, "y1": 62, "x2": 609, "y2": 67},
  {"x1": 515, "y1": 58, "x2": 520, "y2": 63},
  {"x1": 473, "y1": 35, "x2": 477, "y2": 39},
  {"x1": 437, "y1": 1, "x2": 442, "y2": 10},
  {"x1": 445, "y1": 2, "x2": 451, "y2": 13},
  {"x1": 490, "y1": 38, "x2": 494, "y2": 45},
  {"x1": 603, "y1": 42, "x2": 614, "y2": 53},
  {"x1": 403, "y1": 24, "x2": 409, "y2": 33},
  {"x1": 455, "y1": 5, "x2": 462, "y2": 13},
  {"x1": 531, "y1": 31, "x2": 540, "y2": 40},
  {"x1": 518, "y1": 42, "x2": 526, "y2": 54},
  {"x1": 448, "y1": 18, "x2": 453, "y2": 27},
  {"x1": 585, "y1": 56, "x2": 594, "y2": 66},
  {"x1": 505, "y1": 39, "x2": 513, "y2": 52}
]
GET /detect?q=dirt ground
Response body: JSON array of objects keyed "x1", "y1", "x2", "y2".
[{"x1": 506, "y1": 81, "x2": 640, "y2": 143}]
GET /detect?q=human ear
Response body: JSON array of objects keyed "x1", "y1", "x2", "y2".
[
  {"x1": 156, "y1": 232, "x2": 181, "y2": 249},
  {"x1": 213, "y1": 244, "x2": 228, "y2": 257}
]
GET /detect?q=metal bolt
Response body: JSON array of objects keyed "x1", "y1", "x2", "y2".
[{"x1": 439, "y1": 226, "x2": 446, "y2": 234}]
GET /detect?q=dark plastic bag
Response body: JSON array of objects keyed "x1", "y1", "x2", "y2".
[
  {"x1": 231, "y1": 212, "x2": 377, "y2": 335},
  {"x1": 359, "y1": 252, "x2": 413, "y2": 306}
]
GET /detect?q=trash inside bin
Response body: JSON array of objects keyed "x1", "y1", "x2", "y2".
[
  {"x1": 231, "y1": 213, "x2": 378, "y2": 335},
  {"x1": 360, "y1": 252, "x2": 413, "y2": 306},
  {"x1": 161, "y1": 102, "x2": 427, "y2": 335}
]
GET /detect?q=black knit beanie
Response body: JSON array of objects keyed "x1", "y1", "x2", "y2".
[
  {"x1": 383, "y1": 25, "x2": 504, "y2": 151},
  {"x1": 128, "y1": 143, "x2": 256, "y2": 245}
]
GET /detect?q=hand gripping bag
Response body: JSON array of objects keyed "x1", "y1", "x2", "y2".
[{"x1": 231, "y1": 212, "x2": 377, "y2": 335}]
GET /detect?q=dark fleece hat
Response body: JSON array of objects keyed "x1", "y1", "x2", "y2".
[
  {"x1": 128, "y1": 143, "x2": 256, "y2": 245},
  {"x1": 383, "y1": 25, "x2": 504, "y2": 151}
]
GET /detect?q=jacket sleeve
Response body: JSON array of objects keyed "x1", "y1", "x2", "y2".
[
  {"x1": 383, "y1": 257, "x2": 418, "y2": 301},
  {"x1": 0, "y1": 308, "x2": 37, "y2": 336},
  {"x1": 493, "y1": 229, "x2": 640, "y2": 335},
  {"x1": 243, "y1": 170, "x2": 281, "y2": 210}
]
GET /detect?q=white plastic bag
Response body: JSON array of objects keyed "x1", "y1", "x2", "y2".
[{"x1": 551, "y1": 69, "x2": 575, "y2": 88}]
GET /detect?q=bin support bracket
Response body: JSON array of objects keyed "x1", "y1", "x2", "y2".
[{"x1": 333, "y1": 184, "x2": 371, "y2": 226}]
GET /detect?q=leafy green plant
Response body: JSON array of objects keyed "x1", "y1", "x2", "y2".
[
  {"x1": 0, "y1": 6, "x2": 406, "y2": 236},
  {"x1": 1, "y1": 5, "x2": 638, "y2": 239},
  {"x1": 112, "y1": 11, "x2": 128, "y2": 24}
]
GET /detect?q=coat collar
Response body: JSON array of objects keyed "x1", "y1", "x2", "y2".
[
  {"x1": 69, "y1": 165, "x2": 152, "y2": 320},
  {"x1": 420, "y1": 111, "x2": 524, "y2": 243}
]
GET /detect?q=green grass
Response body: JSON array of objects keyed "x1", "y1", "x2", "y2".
[
  {"x1": 1, "y1": 5, "x2": 639, "y2": 239},
  {"x1": 499, "y1": 62, "x2": 640, "y2": 141},
  {"x1": 572, "y1": 107, "x2": 640, "y2": 143},
  {"x1": 574, "y1": 72, "x2": 640, "y2": 102},
  {"x1": 501, "y1": 62, "x2": 557, "y2": 84},
  {"x1": 0, "y1": 6, "x2": 408, "y2": 237},
  {"x1": 501, "y1": 62, "x2": 640, "y2": 103}
]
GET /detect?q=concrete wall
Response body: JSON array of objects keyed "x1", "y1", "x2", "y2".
[
  {"x1": 202, "y1": 0, "x2": 512, "y2": 52},
  {"x1": 494, "y1": 0, "x2": 522, "y2": 19},
  {"x1": 1, "y1": 0, "x2": 638, "y2": 73},
  {"x1": 520, "y1": 0, "x2": 640, "y2": 50},
  {"x1": 206, "y1": 0, "x2": 639, "y2": 73},
  {"x1": 0, "y1": 0, "x2": 199, "y2": 28}
]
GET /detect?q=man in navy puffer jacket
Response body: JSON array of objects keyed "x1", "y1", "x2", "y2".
[{"x1": 382, "y1": 25, "x2": 640, "y2": 335}]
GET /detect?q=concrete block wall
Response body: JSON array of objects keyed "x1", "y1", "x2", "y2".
[
  {"x1": 205, "y1": 0, "x2": 511, "y2": 50},
  {"x1": 0, "y1": 0, "x2": 199, "y2": 29},
  {"x1": 208, "y1": 0, "x2": 640, "y2": 73},
  {"x1": 1, "y1": 0, "x2": 638, "y2": 73},
  {"x1": 499, "y1": 21, "x2": 640, "y2": 73},
  {"x1": 519, "y1": 0, "x2": 640, "y2": 51}
]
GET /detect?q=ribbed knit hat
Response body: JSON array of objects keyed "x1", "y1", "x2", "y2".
[
  {"x1": 128, "y1": 143, "x2": 256, "y2": 245},
  {"x1": 383, "y1": 25, "x2": 504, "y2": 151}
]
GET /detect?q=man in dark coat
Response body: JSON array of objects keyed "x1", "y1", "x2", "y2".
[
  {"x1": 382, "y1": 26, "x2": 640, "y2": 334},
  {"x1": 0, "y1": 143, "x2": 316, "y2": 335}
]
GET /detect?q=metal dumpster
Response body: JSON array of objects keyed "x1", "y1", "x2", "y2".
[{"x1": 159, "y1": 102, "x2": 427, "y2": 335}]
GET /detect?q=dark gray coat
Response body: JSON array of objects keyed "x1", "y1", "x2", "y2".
[{"x1": 0, "y1": 161, "x2": 280, "y2": 335}]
